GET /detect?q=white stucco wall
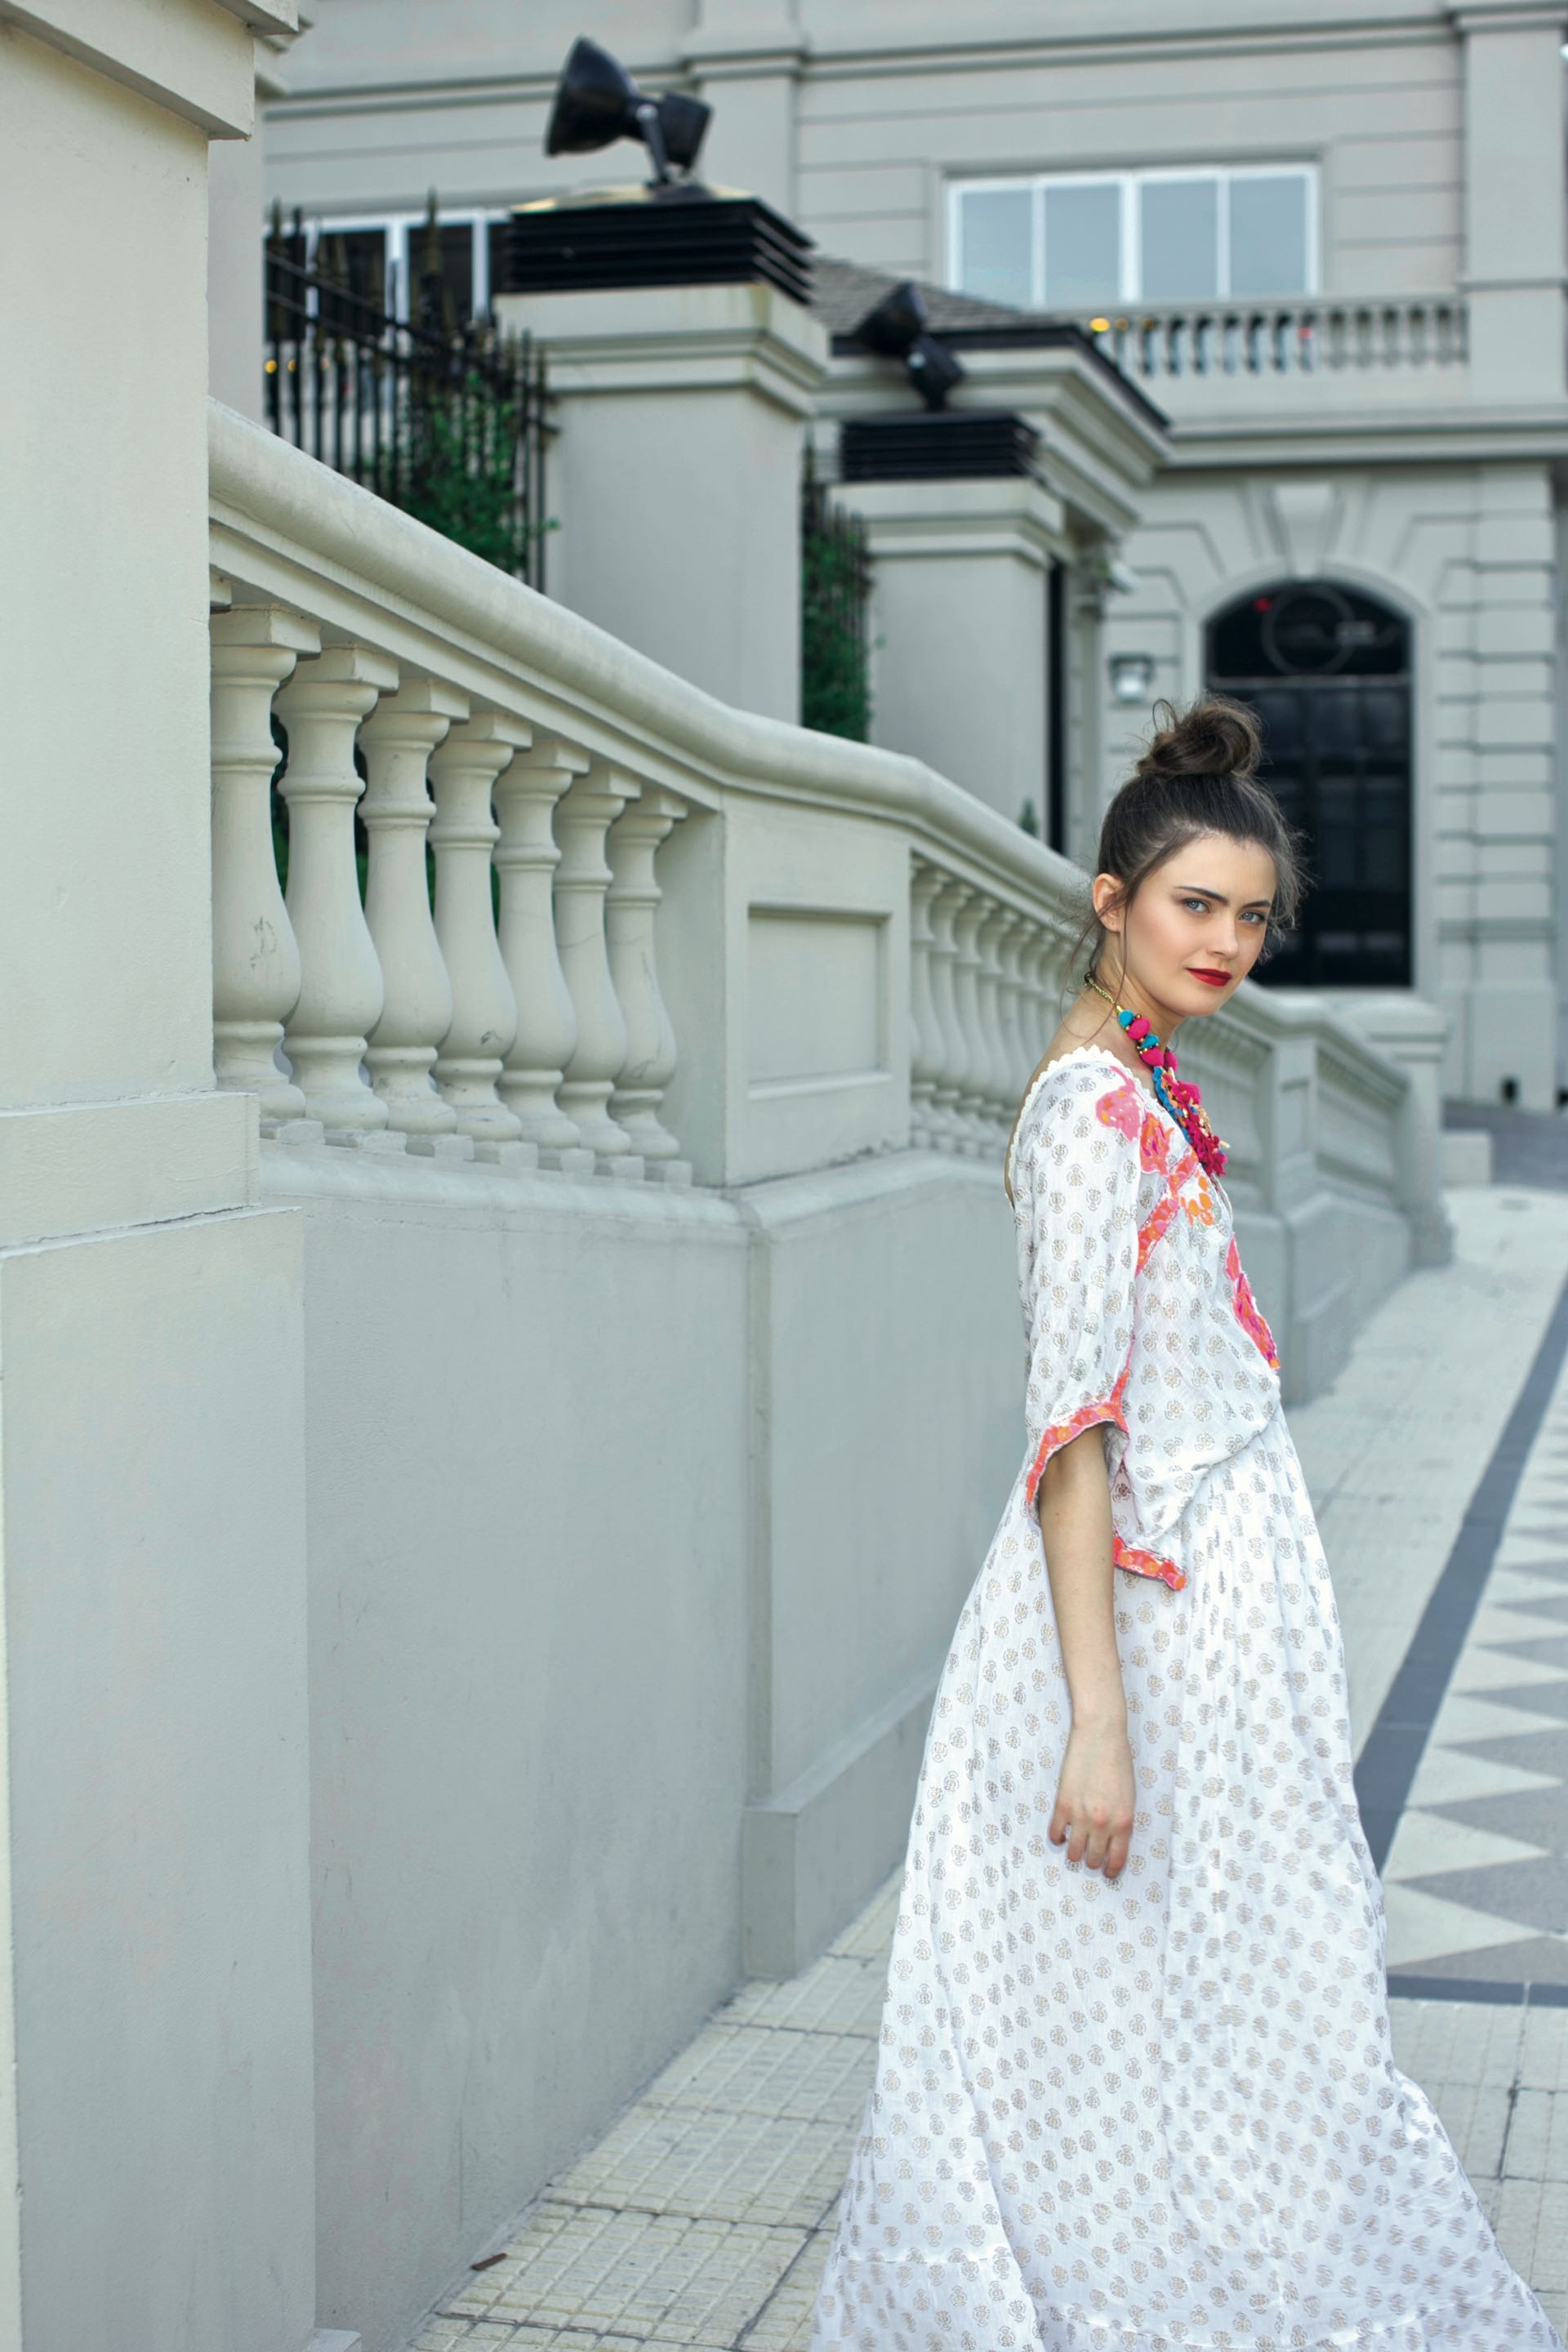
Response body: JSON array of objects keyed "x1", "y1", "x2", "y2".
[{"x1": 269, "y1": 1152, "x2": 1019, "y2": 2352}]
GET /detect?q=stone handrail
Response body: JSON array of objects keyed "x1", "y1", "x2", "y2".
[
  {"x1": 1073, "y1": 293, "x2": 1468, "y2": 382},
  {"x1": 207, "y1": 396, "x2": 1443, "y2": 1291}
]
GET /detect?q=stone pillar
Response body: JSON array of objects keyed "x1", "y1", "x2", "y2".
[
  {"x1": 1452, "y1": 2, "x2": 1568, "y2": 403},
  {"x1": 494, "y1": 270, "x2": 826, "y2": 722},
  {"x1": 0, "y1": 6, "x2": 331, "y2": 2352},
  {"x1": 849, "y1": 471, "x2": 1067, "y2": 830}
]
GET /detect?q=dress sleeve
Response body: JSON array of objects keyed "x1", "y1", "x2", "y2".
[{"x1": 1018, "y1": 1070, "x2": 1143, "y2": 1512}]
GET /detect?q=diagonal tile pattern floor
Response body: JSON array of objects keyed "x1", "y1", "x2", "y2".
[{"x1": 400, "y1": 1178, "x2": 1568, "y2": 2350}]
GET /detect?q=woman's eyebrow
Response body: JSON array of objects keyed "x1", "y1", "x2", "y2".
[{"x1": 1173, "y1": 882, "x2": 1275, "y2": 908}]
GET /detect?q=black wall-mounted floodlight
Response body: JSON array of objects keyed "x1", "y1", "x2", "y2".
[
  {"x1": 545, "y1": 36, "x2": 713, "y2": 193},
  {"x1": 850, "y1": 279, "x2": 966, "y2": 411}
]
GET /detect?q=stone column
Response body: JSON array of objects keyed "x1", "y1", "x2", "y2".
[
  {"x1": 0, "y1": 7, "x2": 330, "y2": 2350},
  {"x1": 850, "y1": 473, "x2": 1067, "y2": 831},
  {"x1": 493, "y1": 278, "x2": 826, "y2": 722}
]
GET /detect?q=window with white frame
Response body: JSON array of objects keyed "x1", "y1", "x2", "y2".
[
  {"x1": 292, "y1": 209, "x2": 517, "y2": 323},
  {"x1": 948, "y1": 166, "x2": 1316, "y2": 314}
]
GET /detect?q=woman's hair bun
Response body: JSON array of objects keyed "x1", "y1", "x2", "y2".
[{"x1": 1135, "y1": 694, "x2": 1262, "y2": 786}]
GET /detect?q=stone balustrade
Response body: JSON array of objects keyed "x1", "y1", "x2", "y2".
[
  {"x1": 207, "y1": 398, "x2": 1448, "y2": 1388},
  {"x1": 1080, "y1": 293, "x2": 1469, "y2": 382}
]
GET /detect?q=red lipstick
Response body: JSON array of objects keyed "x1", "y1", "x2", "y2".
[{"x1": 1189, "y1": 968, "x2": 1231, "y2": 987}]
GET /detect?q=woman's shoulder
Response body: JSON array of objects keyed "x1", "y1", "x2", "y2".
[{"x1": 1004, "y1": 1044, "x2": 1149, "y2": 1202}]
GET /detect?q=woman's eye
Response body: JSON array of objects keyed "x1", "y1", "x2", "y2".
[{"x1": 1183, "y1": 898, "x2": 1209, "y2": 914}]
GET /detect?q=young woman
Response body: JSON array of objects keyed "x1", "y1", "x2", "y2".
[{"x1": 809, "y1": 699, "x2": 1563, "y2": 2350}]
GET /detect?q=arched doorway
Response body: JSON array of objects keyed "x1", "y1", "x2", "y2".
[{"x1": 1205, "y1": 581, "x2": 1412, "y2": 987}]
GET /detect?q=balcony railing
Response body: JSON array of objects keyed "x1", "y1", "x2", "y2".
[{"x1": 1076, "y1": 294, "x2": 1469, "y2": 385}]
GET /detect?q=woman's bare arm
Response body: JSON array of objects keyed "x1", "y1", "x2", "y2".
[{"x1": 1036, "y1": 1428, "x2": 1136, "y2": 1879}]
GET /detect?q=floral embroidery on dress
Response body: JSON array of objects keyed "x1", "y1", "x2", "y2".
[
  {"x1": 1112, "y1": 1530, "x2": 1187, "y2": 1592},
  {"x1": 1183, "y1": 1173, "x2": 1217, "y2": 1227},
  {"x1": 1137, "y1": 1192, "x2": 1180, "y2": 1271},
  {"x1": 1023, "y1": 1351, "x2": 1131, "y2": 1508},
  {"x1": 1226, "y1": 1234, "x2": 1280, "y2": 1368},
  {"x1": 1094, "y1": 1077, "x2": 1174, "y2": 1177},
  {"x1": 1094, "y1": 1076, "x2": 1143, "y2": 1143}
]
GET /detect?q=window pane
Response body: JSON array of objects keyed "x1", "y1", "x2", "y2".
[
  {"x1": 1229, "y1": 173, "x2": 1309, "y2": 296},
  {"x1": 1040, "y1": 181, "x2": 1120, "y2": 308},
  {"x1": 1138, "y1": 176, "x2": 1218, "y2": 301},
  {"x1": 956, "y1": 186, "x2": 1034, "y2": 308}
]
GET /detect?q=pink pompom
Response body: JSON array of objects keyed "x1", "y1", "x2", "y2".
[{"x1": 1126, "y1": 1015, "x2": 1152, "y2": 1041}]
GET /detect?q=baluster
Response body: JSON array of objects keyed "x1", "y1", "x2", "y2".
[
  {"x1": 995, "y1": 914, "x2": 1029, "y2": 1102},
  {"x1": 493, "y1": 734, "x2": 595, "y2": 1173},
  {"x1": 1022, "y1": 928, "x2": 1054, "y2": 1064},
  {"x1": 974, "y1": 903, "x2": 1012, "y2": 1132},
  {"x1": 555, "y1": 762, "x2": 640, "y2": 1172},
  {"x1": 210, "y1": 601, "x2": 318, "y2": 1124},
  {"x1": 924, "y1": 877, "x2": 967, "y2": 1151},
  {"x1": 275, "y1": 643, "x2": 399, "y2": 1135},
  {"x1": 949, "y1": 889, "x2": 991, "y2": 1153},
  {"x1": 430, "y1": 711, "x2": 531, "y2": 1153},
  {"x1": 909, "y1": 862, "x2": 943, "y2": 1143},
  {"x1": 359, "y1": 677, "x2": 468, "y2": 1140},
  {"x1": 606, "y1": 788, "x2": 690, "y2": 1180}
]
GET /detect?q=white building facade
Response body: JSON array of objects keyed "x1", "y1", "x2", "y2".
[{"x1": 265, "y1": 0, "x2": 1568, "y2": 1111}]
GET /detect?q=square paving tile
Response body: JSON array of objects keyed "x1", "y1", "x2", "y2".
[
  {"x1": 716, "y1": 1956, "x2": 885, "y2": 2038},
  {"x1": 642, "y1": 2025, "x2": 875, "y2": 2127},
  {"x1": 549, "y1": 2106, "x2": 849, "y2": 2230},
  {"x1": 442, "y1": 2204, "x2": 808, "y2": 2345}
]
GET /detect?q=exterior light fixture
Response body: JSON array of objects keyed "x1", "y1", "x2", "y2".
[
  {"x1": 1108, "y1": 653, "x2": 1156, "y2": 704},
  {"x1": 851, "y1": 279, "x2": 967, "y2": 411},
  {"x1": 545, "y1": 35, "x2": 712, "y2": 194}
]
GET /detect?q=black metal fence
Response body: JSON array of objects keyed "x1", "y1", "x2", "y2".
[
  {"x1": 263, "y1": 215, "x2": 550, "y2": 589},
  {"x1": 800, "y1": 450, "x2": 872, "y2": 742}
]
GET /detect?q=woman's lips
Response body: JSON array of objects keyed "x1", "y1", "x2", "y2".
[{"x1": 1189, "y1": 968, "x2": 1231, "y2": 987}]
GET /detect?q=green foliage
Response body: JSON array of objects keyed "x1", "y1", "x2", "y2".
[
  {"x1": 801, "y1": 511, "x2": 872, "y2": 742},
  {"x1": 403, "y1": 370, "x2": 532, "y2": 577}
]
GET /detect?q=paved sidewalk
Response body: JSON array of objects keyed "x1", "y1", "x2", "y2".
[{"x1": 407, "y1": 1177, "x2": 1568, "y2": 2350}]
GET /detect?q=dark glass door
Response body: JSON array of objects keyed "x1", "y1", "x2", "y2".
[{"x1": 1207, "y1": 582, "x2": 1412, "y2": 987}]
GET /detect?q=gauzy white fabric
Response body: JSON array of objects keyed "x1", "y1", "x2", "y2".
[{"x1": 809, "y1": 1045, "x2": 1563, "y2": 2351}]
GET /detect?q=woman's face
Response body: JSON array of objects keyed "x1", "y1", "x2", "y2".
[{"x1": 1093, "y1": 831, "x2": 1277, "y2": 1032}]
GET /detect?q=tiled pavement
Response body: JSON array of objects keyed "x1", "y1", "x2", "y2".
[{"x1": 405, "y1": 1174, "x2": 1568, "y2": 2350}]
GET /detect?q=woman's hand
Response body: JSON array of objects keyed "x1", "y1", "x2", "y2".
[{"x1": 1048, "y1": 1716, "x2": 1136, "y2": 1879}]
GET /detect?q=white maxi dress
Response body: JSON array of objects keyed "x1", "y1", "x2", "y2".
[{"x1": 809, "y1": 1044, "x2": 1564, "y2": 2352}]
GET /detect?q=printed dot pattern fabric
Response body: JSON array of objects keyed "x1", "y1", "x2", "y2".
[{"x1": 809, "y1": 1046, "x2": 1565, "y2": 2351}]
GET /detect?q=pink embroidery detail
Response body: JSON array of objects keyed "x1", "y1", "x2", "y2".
[
  {"x1": 1094, "y1": 1077, "x2": 1143, "y2": 1143},
  {"x1": 1112, "y1": 1531, "x2": 1187, "y2": 1592},
  {"x1": 1023, "y1": 1353, "x2": 1132, "y2": 1508},
  {"x1": 1226, "y1": 1235, "x2": 1279, "y2": 1369},
  {"x1": 1095, "y1": 1079, "x2": 1174, "y2": 1175}
]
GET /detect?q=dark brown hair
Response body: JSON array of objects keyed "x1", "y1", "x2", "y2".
[{"x1": 1062, "y1": 693, "x2": 1309, "y2": 999}]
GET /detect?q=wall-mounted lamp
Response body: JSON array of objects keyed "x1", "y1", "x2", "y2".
[{"x1": 1108, "y1": 653, "x2": 1156, "y2": 705}]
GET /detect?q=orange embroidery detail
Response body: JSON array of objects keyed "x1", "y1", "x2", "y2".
[
  {"x1": 1183, "y1": 1174, "x2": 1216, "y2": 1227},
  {"x1": 1137, "y1": 1192, "x2": 1179, "y2": 1271},
  {"x1": 1112, "y1": 1531, "x2": 1187, "y2": 1592},
  {"x1": 1225, "y1": 1235, "x2": 1279, "y2": 1369},
  {"x1": 1023, "y1": 1352, "x2": 1132, "y2": 1508}
]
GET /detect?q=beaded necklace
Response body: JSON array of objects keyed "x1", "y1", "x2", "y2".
[{"x1": 1085, "y1": 971, "x2": 1229, "y2": 1178}]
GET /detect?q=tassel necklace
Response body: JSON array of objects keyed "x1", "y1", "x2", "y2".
[{"x1": 1085, "y1": 972, "x2": 1229, "y2": 1178}]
